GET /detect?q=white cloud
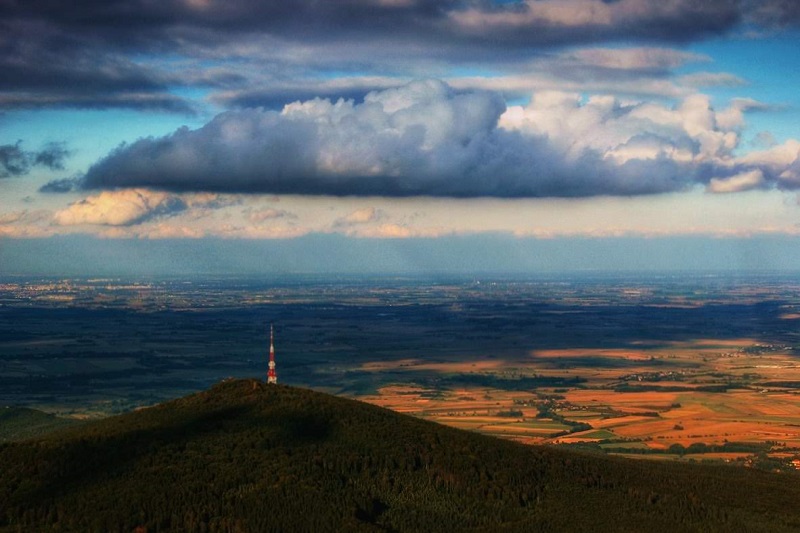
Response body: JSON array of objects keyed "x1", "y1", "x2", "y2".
[
  {"x1": 0, "y1": 209, "x2": 55, "y2": 237},
  {"x1": 55, "y1": 189, "x2": 187, "y2": 226},
  {"x1": 707, "y1": 169, "x2": 765, "y2": 193},
  {"x1": 338, "y1": 222, "x2": 451, "y2": 239},
  {"x1": 448, "y1": 72, "x2": 687, "y2": 99},
  {"x1": 499, "y1": 91, "x2": 741, "y2": 165},
  {"x1": 246, "y1": 207, "x2": 295, "y2": 223},
  {"x1": 735, "y1": 139, "x2": 800, "y2": 187},
  {"x1": 333, "y1": 207, "x2": 384, "y2": 227},
  {"x1": 679, "y1": 72, "x2": 747, "y2": 88},
  {"x1": 184, "y1": 193, "x2": 242, "y2": 209},
  {"x1": 126, "y1": 223, "x2": 207, "y2": 239},
  {"x1": 568, "y1": 48, "x2": 709, "y2": 70},
  {"x1": 0, "y1": 211, "x2": 28, "y2": 225},
  {"x1": 205, "y1": 224, "x2": 310, "y2": 239},
  {"x1": 80, "y1": 80, "x2": 800, "y2": 198}
]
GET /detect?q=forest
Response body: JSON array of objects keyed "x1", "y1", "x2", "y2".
[{"x1": 1, "y1": 379, "x2": 799, "y2": 532}]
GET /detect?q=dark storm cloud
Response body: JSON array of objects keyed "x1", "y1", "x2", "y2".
[
  {"x1": 0, "y1": 0, "x2": 745, "y2": 48},
  {"x1": 0, "y1": 1, "x2": 452, "y2": 42},
  {"x1": 0, "y1": 0, "x2": 789, "y2": 111},
  {"x1": 0, "y1": 20, "x2": 195, "y2": 113},
  {"x1": 0, "y1": 39, "x2": 159, "y2": 93},
  {"x1": 0, "y1": 142, "x2": 70, "y2": 178}
]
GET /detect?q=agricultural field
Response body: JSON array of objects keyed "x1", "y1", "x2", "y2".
[
  {"x1": 2, "y1": 273, "x2": 800, "y2": 468},
  {"x1": 359, "y1": 338, "x2": 800, "y2": 467}
]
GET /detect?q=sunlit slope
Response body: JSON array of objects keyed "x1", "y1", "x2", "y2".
[{"x1": 1, "y1": 379, "x2": 798, "y2": 532}]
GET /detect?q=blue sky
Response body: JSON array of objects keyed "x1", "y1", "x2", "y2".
[
  {"x1": 686, "y1": 30, "x2": 800, "y2": 144},
  {"x1": 2, "y1": 0, "x2": 800, "y2": 274}
]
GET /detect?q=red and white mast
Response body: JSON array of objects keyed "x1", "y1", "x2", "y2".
[{"x1": 267, "y1": 324, "x2": 277, "y2": 384}]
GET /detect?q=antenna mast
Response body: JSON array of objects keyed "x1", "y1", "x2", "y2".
[{"x1": 267, "y1": 324, "x2": 277, "y2": 384}]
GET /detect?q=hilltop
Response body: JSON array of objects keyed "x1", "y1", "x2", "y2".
[{"x1": 1, "y1": 380, "x2": 799, "y2": 532}]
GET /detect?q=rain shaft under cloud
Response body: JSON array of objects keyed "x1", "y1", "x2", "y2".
[{"x1": 80, "y1": 80, "x2": 800, "y2": 198}]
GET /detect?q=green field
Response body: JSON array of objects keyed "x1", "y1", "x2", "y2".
[
  {"x1": 600, "y1": 441, "x2": 650, "y2": 450},
  {"x1": 577, "y1": 429, "x2": 618, "y2": 440}
]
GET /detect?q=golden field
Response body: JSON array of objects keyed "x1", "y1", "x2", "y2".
[{"x1": 357, "y1": 338, "x2": 800, "y2": 464}]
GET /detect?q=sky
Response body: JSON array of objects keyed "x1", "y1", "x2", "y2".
[{"x1": 2, "y1": 0, "x2": 800, "y2": 275}]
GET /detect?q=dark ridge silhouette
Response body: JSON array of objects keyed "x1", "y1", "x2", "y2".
[{"x1": 1, "y1": 379, "x2": 799, "y2": 532}]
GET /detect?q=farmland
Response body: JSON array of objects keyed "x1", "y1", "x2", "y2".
[
  {"x1": 2, "y1": 273, "x2": 800, "y2": 467},
  {"x1": 360, "y1": 339, "x2": 800, "y2": 466}
]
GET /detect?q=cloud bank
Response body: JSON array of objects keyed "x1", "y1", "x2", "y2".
[
  {"x1": 2, "y1": 0, "x2": 798, "y2": 111},
  {"x1": 79, "y1": 80, "x2": 800, "y2": 198}
]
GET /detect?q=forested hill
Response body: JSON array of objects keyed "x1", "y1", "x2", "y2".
[
  {"x1": 1, "y1": 380, "x2": 799, "y2": 532},
  {"x1": 0, "y1": 407, "x2": 80, "y2": 443}
]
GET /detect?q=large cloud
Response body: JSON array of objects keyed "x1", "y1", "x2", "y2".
[
  {"x1": 1, "y1": 0, "x2": 745, "y2": 48},
  {"x1": 1, "y1": 0, "x2": 795, "y2": 111},
  {"x1": 79, "y1": 80, "x2": 800, "y2": 198}
]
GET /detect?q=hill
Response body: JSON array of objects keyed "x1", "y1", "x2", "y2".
[
  {"x1": 1, "y1": 380, "x2": 799, "y2": 532},
  {"x1": 0, "y1": 406, "x2": 81, "y2": 443}
]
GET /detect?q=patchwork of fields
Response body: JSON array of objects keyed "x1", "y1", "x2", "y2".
[
  {"x1": 2, "y1": 274, "x2": 800, "y2": 467},
  {"x1": 361, "y1": 340, "x2": 800, "y2": 462}
]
